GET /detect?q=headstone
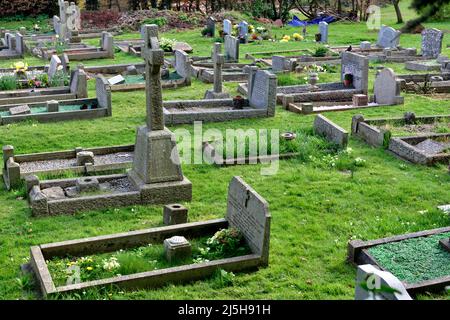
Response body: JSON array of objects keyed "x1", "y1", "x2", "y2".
[
  {"x1": 314, "y1": 114, "x2": 348, "y2": 147},
  {"x1": 174, "y1": 49, "x2": 191, "y2": 84},
  {"x1": 223, "y1": 19, "x2": 232, "y2": 36},
  {"x1": 355, "y1": 264, "x2": 412, "y2": 300},
  {"x1": 319, "y1": 21, "x2": 328, "y2": 43},
  {"x1": 224, "y1": 35, "x2": 239, "y2": 62},
  {"x1": 60, "y1": 53, "x2": 70, "y2": 73},
  {"x1": 272, "y1": 55, "x2": 286, "y2": 72},
  {"x1": 248, "y1": 68, "x2": 277, "y2": 116},
  {"x1": 128, "y1": 25, "x2": 190, "y2": 197},
  {"x1": 108, "y1": 75, "x2": 126, "y2": 85},
  {"x1": 204, "y1": 43, "x2": 229, "y2": 99},
  {"x1": 360, "y1": 41, "x2": 371, "y2": 50},
  {"x1": 206, "y1": 16, "x2": 216, "y2": 37},
  {"x1": 376, "y1": 25, "x2": 401, "y2": 48},
  {"x1": 226, "y1": 176, "x2": 271, "y2": 265},
  {"x1": 48, "y1": 55, "x2": 62, "y2": 80},
  {"x1": 341, "y1": 52, "x2": 369, "y2": 94},
  {"x1": 101, "y1": 32, "x2": 114, "y2": 58},
  {"x1": 14, "y1": 33, "x2": 24, "y2": 55},
  {"x1": 9, "y1": 105, "x2": 31, "y2": 116},
  {"x1": 125, "y1": 65, "x2": 138, "y2": 75},
  {"x1": 373, "y1": 68, "x2": 404, "y2": 105},
  {"x1": 238, "y1": 21, "x2": 249, "y2": 43},
  {"x1": 421, "y1": 28, "x2": 443, "y2": 59}
]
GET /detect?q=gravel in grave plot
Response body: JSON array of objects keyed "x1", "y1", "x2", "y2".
[
  {"x1": 167, "y1": 106, "x2": 235, "y2": 113},
  {"x1": 106, "y1": 177, "x2": 137, "y2": 193},
  {"x1": 380, "y1": 122, "x2": 450, "y2": 136},
  {"x1": 19, "y1": 152, "x2": 134, "y2": 173},
  {"x1": 368, "y1": 232, "x2": 450, "y2": 284}
]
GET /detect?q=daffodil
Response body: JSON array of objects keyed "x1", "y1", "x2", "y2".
[
  {"x1": 293, "y1": 33, "x2": 303, "y2": 41},
  {"x1": 280, "y1": 39, "x2": 289, "y2": 43},
  {"x1": 86, "y1": 266, "x2": 93, "y2": 271},
  {"x1": 282, "y1": 35, "x2": 291, "y2": 41}
]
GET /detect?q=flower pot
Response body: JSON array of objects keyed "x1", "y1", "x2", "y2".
[{"x1": 343, "y1": 80, "x2": 352, "y2": 87}]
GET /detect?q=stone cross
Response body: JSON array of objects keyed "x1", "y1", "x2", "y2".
[
  {"x1": 142, "y1": 25, "x2": 165, "y2": 131},
  {"x1": 212, "y1": 43, "x2": 224, "y2": 93}
]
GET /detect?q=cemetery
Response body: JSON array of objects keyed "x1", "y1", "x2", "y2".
[
  {"x1": 0, "y1": 74, "x2": 110, "y2": 125},
  {"x1": 0, "y1": 0, "x2": 449, "y2": 302}
]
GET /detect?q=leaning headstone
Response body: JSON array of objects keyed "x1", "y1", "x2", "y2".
[
  {"x1": 206, "y1": 16, "x2": 216, "y2": 37},
  {"x1": 313, "y1": 114, "x2": 348, "y2": 147},
  {"x1": 247, "y1": 68, "x2": 277, "y2": 116},
  {"x1": 238, "y1": 21, "x2": 249, "y2": 43},
  {"x1": 373, "y1": 68, "x2": 404, "y2": 105},
  {"x1": 223, "y1": 19, "x2": 232, "y2": 36},
  {"x1": 341, "y1": 51, "x2": 369, "y2": 94},
  {"x1": 174, "y1": 49, "x2": 191, "y2": 84},
  {"x1": 355, "y1": 264, "x2": 412, "y2": 300},
  {"x1": 224, "y1": 35, "x2": 239, "y2": 62},
  {"x1": 226, "y1": 176, "x2": 271, "y2": 265},
  {"x1": 48, "y1": 55, "x2": 62, "y2": 80},
  {"x1": 108, "y1": 75, "x2": 126, "y2": 85},
  {"x1": 319, "y1": 21, "x2": 328, "y2": 43},
  {"x1": 421, "y1": 28, "x2": 443, "y2": 59},
  {"x1": 376, "y1": 25, "x2": 401, "y2": 48}
]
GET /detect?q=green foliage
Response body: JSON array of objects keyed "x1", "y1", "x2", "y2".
[
  {"x1": 313, "y1": 46, "x2": 328, "y2": 57},
  {"x1": 212, "y1": 269, "x2": 236, "y2": 288},
  {"x1": 143, "y1": 17, "x2": 168, "y2": 27},
  {"x1": 159, "y1": 37, "x2": 176, "y2": 52},
  {"x1": 204, "y1": 228, "x2": 249, "y2": 258},
  {"x1": 0, "y1": 75, "x2": 17, "y2": 90},
  {"x1": 49, "y1": 70, "x2": 68, "y2": 87}
]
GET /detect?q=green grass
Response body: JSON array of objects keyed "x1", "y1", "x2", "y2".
[
  {"x1": 0, "y1": 2, "x2": 449, "y2": 300},
  {"x1": 368, "y1": 232, "x2": 450, "y2": 284}
]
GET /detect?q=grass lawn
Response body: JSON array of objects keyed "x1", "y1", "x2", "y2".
[{"x1": 0, "y1": 2, "x2": 449, "y2": 300}]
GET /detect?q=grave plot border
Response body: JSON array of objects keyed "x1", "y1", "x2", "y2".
[
  {"x1": 352, "y1": 114, "x2": 450, "y2": 148},
  {"x1": 25, "y1": 177, "x2": 271, "y2": 297},
  {"x1": 348, "y1": 226, "x2": 450, "y2": 295},
  {"x1": 0, "y1": 76, "x2": 110, "y2": 125},
  {"x1": 388, "y1": 133, "x2": 450, "y2": 166},
  {"x1": 3, "y1": 144, "x2": 134, "y2": 190}
]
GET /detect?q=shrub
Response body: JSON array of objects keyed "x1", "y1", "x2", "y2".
[
  {"x1": 81, "y1": 10, "x2": 121, "y2": 29},
  {"x1": 0, "y1": 75, "x2": 17, "y2": 91},
  {"x1": 142, "y1": 16, "x2": 168, "y2": 27},
  {"x1": 159, "y1": 38, "x2": 176, "y2": 52},
  {"x1": 313, "y1": 47, "x2": 328, "y2": 57},
  {"x1": 0, "y1": 0, "x2": 58, "y2": 17}
]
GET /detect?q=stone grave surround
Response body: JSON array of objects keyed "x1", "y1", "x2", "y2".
[
  {"x1": 376, "y1": 25, "x2": 401, "y2": 49},
  {"x1": 355, "y1": 265, "x2": 412, "y2": 300},
  {"x1": 421, "y1": 28, "x2": 443, "y2": 59},
  {"x1": 341, "y1": 51, "x2": 369, "y2": 94},
  {"x1": 127, "y1": 24, "x2": 192, "y2": 202},
  {"x1": 313, "y1": 114, "x2": 348, "y2": 147},
  {"x1": 0, "y1": 33, "x2": 24, "y2": 57},
  {"x1": 373, "y1": 68, "x2": 404, "y2": 106},
  {"x1": 25, "y1": 176, "x2": 271, "y2": 296}
]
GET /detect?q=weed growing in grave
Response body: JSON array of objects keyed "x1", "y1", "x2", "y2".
[
  {"x1": 0, "y1": 75, "x2": 18, "y2": 90},
  {"x1": 276, "y1": 73, "x2": 308, "y2": 86},
  {"x1": 212, "y1": 269, "x2": 236, "y2": 288},
  {"x1": 313, "y1": 46, "x2": 328, "y2": 57}
]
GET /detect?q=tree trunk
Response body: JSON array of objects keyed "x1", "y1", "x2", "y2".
[{"x1": 392, "y1": 0, "x2": 403, "y2": 24}]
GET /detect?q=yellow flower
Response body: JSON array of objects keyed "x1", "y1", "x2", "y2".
[
  {"x1": 282, "y1": 35, "x2": 291, "y2": 41},
  {"x1": 280, "y1": 39, "x2": 289, "y2": 43},
  {"x1": 293, "y1": 33, "x2": 303, "y2": 41},
  {"x1": 86, "y1": 266, "x2": 93, "y2": 271}
]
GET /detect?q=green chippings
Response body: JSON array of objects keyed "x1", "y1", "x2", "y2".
[{"x1": 368, "y1": 232, "x2": 450, "y2": 284}]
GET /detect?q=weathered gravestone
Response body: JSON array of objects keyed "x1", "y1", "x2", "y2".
[
  {"x1": 224, "y1": 35, "x2": 239, "y2": 62},
  {"x1": 319, "y1": 21, "x2": 328, "y2": 43},
  {"x1": 127, "y1": 24, "x2": 192, "y2": 204},
  {"x1": 206, "y1": 17, "x2": 216, "y2": 37},
  {"x1": 48, "y1": 55, "x2": 62, "y2": 80},
  {"x1": 355, "y1": 264, "x2": 412, "y2": 300},
  {"x1": 226, "y1": 176, "x2": 271, "y2": 265},
  {"x1": 108, "y1": 74, "x2": 126, "y2": 85},
  {"x1": 272, "y1": 55, "x2": 287, "y2": 72},
  {"x1": 101, "y1": 31, "x2": 115, "y2": 58},
  {"x1": 373, "y1": 68, "x2": 404, "y2": 105},
  {"x1": 238, "y1": 21, "x2": 249, "y2": 43},
  {"x1": 9, "y1": 105, "x2": 31, "y2": 116},
  {"x1": 174, "y1": 49, "x2": 191, "y2": 85},
  {"x1": 223, "y1": 19, "x2": 232, "y2": 36},
  {"x1": 247, "y1": 67, "x2": 277, "y2": 116},
  {"x1": 341, "y1": 51, "x2": 369, "y2": 94},
  {"x1": 204, "y1": 43, "x2": 230, "y2": 99},
  {"x1": 421, "y1": 28, "x2": 443, "y2": 59},
  {"x1": 376, "y1": 25, "x2": 401, "y2": 48}
]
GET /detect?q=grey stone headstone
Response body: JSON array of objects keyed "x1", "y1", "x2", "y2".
[
  {"x1": 223, "y1": 19, "x2": 232, "y2": 35},
  {"x1": 360, "y1": 41, "x2": 371, "y2": 50},
  {"x1": 101, "y1": 32, "x2": 114, "y2": 58},
  {"x1": 421, "y1": 28, "x2": 443, "y2": 59},
  {"x1": 108, "y1": 75, "x2": 125, "y2": 85},
  {"x1": 96, "y1": 75, "x2": 112, "y2": 109},
  {"x1": 376, "y1": 25, "x2": 401, "y2": 48},
  {"x1": 415, "y1": 139, "x2": 446, "y2": 155},
  {"x1": 48, "y1": 55, "x2": 62, "y2": 79},
  {"x1": 206, "y1": 16, "x2": 216, "y2": 37},
  {"x1": 248, "y1": 70, "x2": 277, "y2": 113},
  {"x1": 238, "y1": 21, "x2": 248, "y2": 42},
  {"x1": 174, "y1": 49, "x2": 190, "y2": 81},
  {"x1": 224, "y1": 35, "x2": 239, "y2": 62},
  {"x1": 341, "y1": 51, "x2": 369, "y2": 94},
  {"x1": 355, "y1": 265, "x2": 412, "y2": 300},
  {"x1": 226, "y1": 176, "x2": 271, "y2": 265},
  {"x1": 373, "y1": 68, "x2": 403, "y2": 105},
  {"x1": 319, "y1": 21, "x2": 328, "y2": 43},
  {"x1": 272, "y1": 55, "x2": 286, "y2": 72},
  {"x1": 9, "y1": 105, "x2": 31, "y2": 116},
  {"x1": 14, "y1": 33, "x2": 24, "y2": 54}
]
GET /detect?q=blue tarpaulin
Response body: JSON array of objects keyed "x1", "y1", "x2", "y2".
[{"x1": 288, "y1": 15, "x2": 336, "y2": 27}]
